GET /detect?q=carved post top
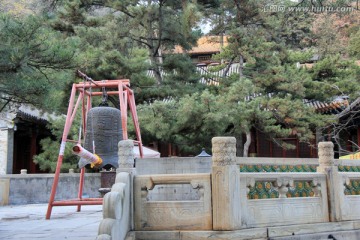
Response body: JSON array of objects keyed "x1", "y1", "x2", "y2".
[
  {"x1": 118, "y1": 139, "x2": 134, "y2": 149},
  {"x1": 318, "y1": 141, "x2": 334, "y2": 151},
  {"x1": 118, "y1": 140, "x2": 135, "y2": 169},
  {"x1": 318, "y1": 141, "x2": 335, "y2": 167},
  {"x1": 212, "y1": 137, "x2": 236, "y2": 144},
  {"x1": 212, "y1": 137, "x2": 236, "y2": 166}
]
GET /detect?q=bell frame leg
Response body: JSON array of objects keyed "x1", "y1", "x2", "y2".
[
  {"x1": 118, "y1": 83, "x2": 128, "y2": 140},
  {"x1": 127, "y1": 89, "x2": 144, "y2": 158},
  {"x1": 46, "y1": 84, "x2": 79, "y2": 219}
]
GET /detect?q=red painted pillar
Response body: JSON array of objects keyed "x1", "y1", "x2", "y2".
[
  {"x1": 256, "y1": 130, "x2": 259, "y2": 157},
  {"x1": 168, "y1": 143, "x2": 172, "y2": 157},
  {"x1": 296, "y1": 138, "x2": 300, "y2": 158},
  {"x1": 29, "y1": 127, "x2": 37, "y2": 173}
]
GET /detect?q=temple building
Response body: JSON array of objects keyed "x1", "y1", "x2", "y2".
[{"x1": 0, "y1": 104, "x2": 53, "y2": 174}]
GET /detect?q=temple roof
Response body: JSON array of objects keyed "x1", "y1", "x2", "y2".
[{"x1": 173, "y1": 36, "x2": 228, "y2": 55}]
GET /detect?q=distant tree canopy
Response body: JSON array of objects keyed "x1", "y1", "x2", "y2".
[{"x1": 349, "y1": 29, "x2": 360, "y2": 58}]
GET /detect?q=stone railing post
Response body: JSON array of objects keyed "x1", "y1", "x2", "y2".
[
  {"x1": 117, "y1": 140, "x2": 136, "y2": 230},
  {"x1": 211, "y1": 137, "x2": 241, "y2": 230},
  {"x1": 118, "y1": 140, "x2": 136, "y2": 174},
  {"x1": 317, "y1": 141, "x2": 342, "y2": 222}
]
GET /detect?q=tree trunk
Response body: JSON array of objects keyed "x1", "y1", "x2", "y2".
[
  {"x1": 158, "y1": 47, "x2": 163, "y2": 65},
  {"x1": 243, "y1": 131, "x2": 251, "y2": 157},
  {"x1": 236, "y1": 132, "x2": 244, "y2": 157},
  {"x1": 222, "y1": 56, "x2": 235, "y2": 78},
  {"x1": 147, "y1": 0, "x2": 162, "y2": 85},
  {"x1": 219, "y1": 6, "x2": 224, "y2": 64},
  {"x1": 149, "y1": 54, "x2": 163, "y2": 85},
  {"x1": 239, "y1": 55, "x2": 244, "y2": 81},
  {"x1": 0, "y1": 98, "x2": 11, "y2": 112}
]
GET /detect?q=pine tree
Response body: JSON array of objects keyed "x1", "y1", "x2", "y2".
[
  {"x1": 48, "y1": 0, "x2": 215, "y2": 103},
  {"x1": 0, "y1": 13, "x2": 77, "y2": 112},
  {"x1": 33, "y1": 116, "x2": 80, "y2": 172},
  {"x1": 197, "y1": 0, "x2": 360, "y2": 156},
  {"x1": 349, "y1": 29, "x2": 360, "y2": 58}
]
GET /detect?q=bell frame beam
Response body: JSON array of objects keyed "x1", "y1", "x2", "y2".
[{"x1": 46, "y1": 79, "x2": 143, "y2": 219}]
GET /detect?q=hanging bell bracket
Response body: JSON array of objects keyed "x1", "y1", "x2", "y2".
[{"x1": 99, "y1": 85, "x2": 109, "y2": 106}]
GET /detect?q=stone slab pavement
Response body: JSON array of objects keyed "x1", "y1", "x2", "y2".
[{"x1": 0, "y1": 204, "x2": 102, "y2": 240}]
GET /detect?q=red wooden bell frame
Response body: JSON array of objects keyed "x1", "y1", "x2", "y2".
[{"x1": 46, "y1": 71, "x2": 143, "y2": 219}]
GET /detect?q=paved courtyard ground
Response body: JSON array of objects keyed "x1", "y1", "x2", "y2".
[{"x1": 0, "y1": 204, "x2": 102, "y2": 240}]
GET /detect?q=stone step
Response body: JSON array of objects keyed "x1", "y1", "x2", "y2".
[
  {"x1": 126, "y1": 220, "x2": 360, "y2": 240},
  {"x1": 128, "y1": 229, "x2": 360, "y2": 240},
  {"x1": 269, "y1": 230, "x2": 360, "y2": 240},
  {"x1": 128, "y1": 228, "x2": 268, "y2": 240},
  {"x1": 268, "y1": 220, "x2": 360, "y2": 238}
]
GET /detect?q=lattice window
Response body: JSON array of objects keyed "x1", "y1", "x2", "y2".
[
  {"x1": 198, "y1": 55, "x2": 211, "y2": 62},
  {"x1": 247, "y1": 180, "x2": 318, "y2": 199},
  {"x1": 344, "y1": 180, "x2": 360, "y2": 195}
]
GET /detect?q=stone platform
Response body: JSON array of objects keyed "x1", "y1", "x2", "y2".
[
  {"x1": 128, "y1": 220, "x2": 360, "y2": 240},
  {"x1": 0, "y1": 203, "x2": 102, "y2": 240},
  {"x1": 1, "y1": 204, "x2": 360, "y2": 240}
]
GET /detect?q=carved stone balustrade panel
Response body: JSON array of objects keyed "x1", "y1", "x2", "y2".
[
  {"x1": 240, "y1": 172, "x2": 329, "y2": 228},
  {"x1": 134, "y1": 173, "x2": 212, "y2": 231}
]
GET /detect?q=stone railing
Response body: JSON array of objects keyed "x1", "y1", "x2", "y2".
[
  {"x1": 99, "y1": 138, "x2": 360, "y2": 239},
  {"x1": 338, "y1": 172, "x2": 360, "y2": 221},
  {"x1": 239, "y1": 172, "x2": 328, "y2": 228},
  {"x1": 316, "y1": 142, "x2": 360, "y2": 222},
  {"x1": 134, "y1": 173, "x2": 212, "y2": 231},
  {"x1": 96, "y1": 172, "x2": 131, "y2": 240},
  {"x1": 237, "y1": 157, "x2": 319, "y2": 173},
  {"x1": 238, "y1": 156, "x2": 318, "y2": 167},
  {"x1": 212, "y1": 139, "x2": 360, "y2": 229},
  {"x1": 96, "y1": 140, "x2": 136, "y2": 240}
]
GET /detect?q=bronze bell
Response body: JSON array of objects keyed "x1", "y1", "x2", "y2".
[{"x1": 81, "y1": 106, "x2": 123, "y2": 169}]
